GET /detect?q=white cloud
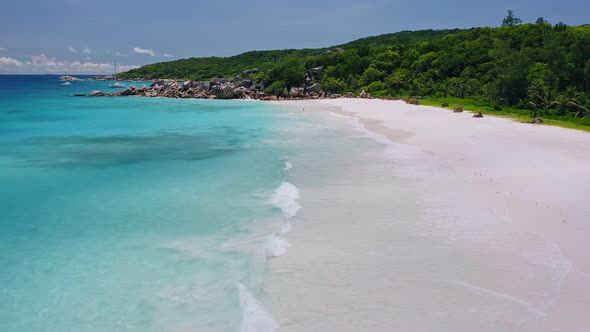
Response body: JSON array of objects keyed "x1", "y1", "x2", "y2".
[
  {"x1": 163, "y1": 53, "x2": 174, "y2": 58},
  {"x1": 0, "y1": 56, "x2": 23, "y2": 66},
  {"x1": 85, "y1": 56, "x2": 91, "y2": 60},
  {"x1": 133, "y1": 47, "x2": 155, "y2": 56},
  {"x1": 68, "y1": 46, "x2": 77, "y2": 53},
  {"x1": 115, "y1": 52, "x2": 128, "y2": 57},
  {"x1": 0, "y1": 47, "x2": 7, "y2": 52},
  {"x1": 0, "y1": 54, "x2": 139, "y2": 74},
  {"x1": 82, "y1": 47, "x2": 92, "y2": 54}
]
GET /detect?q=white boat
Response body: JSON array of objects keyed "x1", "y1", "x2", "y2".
[
  {"x1": 109, "y1": 82, "x2": 126, "y2": 88},
  {"x1": 108, "y1": 61, "x2": 126, "y2": 89},
  {"x1": 61, "y1": 81, "x2": 72, "y2": 86}
]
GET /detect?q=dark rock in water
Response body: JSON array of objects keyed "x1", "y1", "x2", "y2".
[
  {"x1": 473, "y1": 112, "x2": 484, "y2": 118},
  {"x1": 209, "y1": 84, "x2": 235, "y2": 99},
  {"x1": 73, "y1": 93, "x2": 86, "y2": 97},
  {"x1": 121, "y1": 86, "x2": 137, "y2": 96},
  {"x1": 233, "y1": 87, "x2": 249, "y2": 99},
  {"x1": 59, "y1": 75, "x2": 82, "y2": 81},
  {"x1": 150, "y1": 81, "x2": 165, "y2": 88}
]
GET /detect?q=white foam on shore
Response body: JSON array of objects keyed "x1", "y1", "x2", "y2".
[
  {"x1": 237, "y1": 283, "x2": 279, "y2": 332},
  {"x1": 263, "y1": 179, "x2": 301, "y2": 259},
  {"x1": 284, "y1": 161, "x2": 292, "y2": 171},
  {"x1": 279, "y1": 221, "x2": 292, "y2": 235},
  {"x1": 270, "y1": 181, "x2": 301, "y2": 219},
  {"x1": 265, "y1": 234, "x2": 291, "y2": 258}
]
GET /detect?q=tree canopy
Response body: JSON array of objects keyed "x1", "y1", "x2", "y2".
[{"x1": 120, "y1": 17, "x2": 590, "y2": 127}]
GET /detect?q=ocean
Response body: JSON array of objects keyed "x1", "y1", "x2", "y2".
[
  {"x1": 0, "y1": 76, "x2": 308, "y2": 332},
  {"x1": 1, "y1": 76, "x2": 579, "y2": 332}
]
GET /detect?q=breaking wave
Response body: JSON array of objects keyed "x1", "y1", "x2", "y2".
[{"x1": 237, "y1": 283, "x2": 279, "y2": 332}]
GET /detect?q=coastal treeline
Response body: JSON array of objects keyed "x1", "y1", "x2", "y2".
[{"x1": 120, "y1": 13, "x2": 590, "y2": 126}]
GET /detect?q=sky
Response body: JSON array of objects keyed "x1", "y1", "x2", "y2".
[{"x1": 0, "y1": 0, "x2": 588, "y2": 74}]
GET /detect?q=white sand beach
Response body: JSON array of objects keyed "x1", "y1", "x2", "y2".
[{"x1": 264, "y1": 99, "x2": 590, "y2": 332}]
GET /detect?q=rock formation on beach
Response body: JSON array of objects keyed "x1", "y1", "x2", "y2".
[{"x1": 78, "y1": 67, "x2": 375, "y2": 101}]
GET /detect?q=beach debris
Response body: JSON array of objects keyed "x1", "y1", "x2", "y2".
[
  {"x1": 473, "y1": 111, "x2": 484, "y2": 118},
  {"x1": 453, "y1": 106, "x2": 464, "y2": 112},
  {"x1": 529, "y1": 118, "x2": 544, "y2": 124}
]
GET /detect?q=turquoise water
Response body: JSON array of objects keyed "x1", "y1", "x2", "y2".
[{"x1": 0, "y1": 76, "x2": 297, "y2": 331}]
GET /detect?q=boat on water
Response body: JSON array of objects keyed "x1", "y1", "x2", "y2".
[
  {"x1": 61, "y1": 81, "x2": 72, "y2": 86},
  {"x1": 108, "y1": 82, "x2": 126, "y2": 88},
  {"x1": 108, "y1": 61, "x2": 126, "y2": 89}
]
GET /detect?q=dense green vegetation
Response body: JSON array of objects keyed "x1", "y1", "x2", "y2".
[
  {"x1": 335, "y1": 29, "x2": 465, "y2": 49},
  {"x1": 119, "y1": 49, "x2": 319, "y2": 81},
  {"x1": 120, "y1": 12, "x2": 590, "y2": 128}
]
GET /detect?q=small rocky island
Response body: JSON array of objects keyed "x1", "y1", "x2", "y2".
[
  {"x1": 78, "y1": 67, "x2": 372, "y2": 100},
  {"x1": 59, "y1": 75, "x2": 82, "y2": 81}
]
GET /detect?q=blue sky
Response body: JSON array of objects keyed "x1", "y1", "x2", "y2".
[{"x1": 0, "y1": 0, "x2": 588, "y2": 74}]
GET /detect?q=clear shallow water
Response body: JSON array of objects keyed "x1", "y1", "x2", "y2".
[{"x1": 0, "y1": 76, "x2": 298, "y2": 331}]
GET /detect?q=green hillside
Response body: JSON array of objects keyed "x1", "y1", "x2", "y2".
[
  {"x1": 335, "y1": 29, "x2": 465, "y2": 49},
  {"x1": 118, "y1": 29, "x2": 463, "y2": 81},
  {"x1": 119, "y1": 49, "x2": 320, "y2": 81},
  {"x1": 120, "y1": 14, "x2": 590, "y2": 128}
]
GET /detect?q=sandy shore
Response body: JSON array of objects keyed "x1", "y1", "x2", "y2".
[{"x1": 264, "y1": 99, "x2": 590, "y2": 332}]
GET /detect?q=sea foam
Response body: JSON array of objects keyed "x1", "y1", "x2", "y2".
[
  {"x1": 284, "y1": 161, "x2": 292, "y2": 171},
  {"x1": 265, "y1": 234, "x2": 291, "y2": 258},
  {"x1": 237, "y1": 283, "x2": 279, "y2": 332},
  {"x1": 270, "y1": 181, "x2": 301, "y2": 219}
]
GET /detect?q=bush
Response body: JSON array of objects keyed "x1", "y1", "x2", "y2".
[
  {"x1": 441, "y1": 102, "x2": 450, "y2": 107},
  {"x1": 403, "y1": 97, "x2": 420, "y2": 105},
  {"x1": 264, "y1": 80, "x2": 286, "y2": 95},
  {"x1": 321, "y1": 77, "x2": 347, "y2": 93}
]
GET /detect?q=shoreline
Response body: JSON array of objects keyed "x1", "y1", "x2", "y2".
[{"x1": 263, "y1": 98, "x2": 590, "y2": 331}]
